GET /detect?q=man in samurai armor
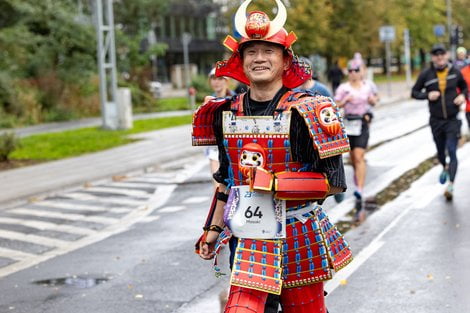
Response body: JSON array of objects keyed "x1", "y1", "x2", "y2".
[{"x1": 192, "y1": 1, "x2": 353, "y2": 312}]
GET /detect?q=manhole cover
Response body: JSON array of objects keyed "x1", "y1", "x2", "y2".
[{"x1": 33, "y1": 276, "x2": 109, "y2": 289}]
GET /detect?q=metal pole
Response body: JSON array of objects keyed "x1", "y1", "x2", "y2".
[
  {"x1": 94, "y1": 0, "x2": 107, "y2": 128},
  {"x1": 106, "y1": 0, "x2": 118, "y2": 111},
  {"x1": 446, "y1": 0, "x2": 456, "y2": 61},
  {"x1": 403, "y1": 29, "x2": 412, "y2": 88},
  {"x1": 182, "y1": 32, "x2": 193, "y2": 109},
  {"x1": 94, "y1": 0, "x2": 119, "y2": 129},
  {"x1": 148, "y1": 26, "x2": 158, "y2": 81},
  {"x1": 385, "y1": 40, "x2": 392, "y2": 98}
]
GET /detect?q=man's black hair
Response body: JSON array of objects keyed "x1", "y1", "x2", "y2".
[{"x1": 239, "y1": 41, "x2": 289, "y2": 58}]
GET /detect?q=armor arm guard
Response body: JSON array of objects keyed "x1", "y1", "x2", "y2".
[{"x1": 192, "y1": 97, "x2": 231, "y2": 146}]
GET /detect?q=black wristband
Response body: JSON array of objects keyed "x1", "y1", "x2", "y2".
[{"x1": 216, "y1": 191, "x2": 229, "y2": 202}]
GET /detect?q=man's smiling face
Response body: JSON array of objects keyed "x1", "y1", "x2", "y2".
[{"x1": 241, "y1": 42, "x2": 288, "y2": 86}]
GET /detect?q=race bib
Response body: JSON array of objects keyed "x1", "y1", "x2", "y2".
[
  {"x1": 224, "y1": 186, "x2": 286, "y2": 239},
  {"x1": 344, "y1": 118, "x2": 362, "y2": 136}
]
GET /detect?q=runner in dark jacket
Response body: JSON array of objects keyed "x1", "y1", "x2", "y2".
[{"x1": 411, "y1": 44, "x2": 468, "y2": 201}]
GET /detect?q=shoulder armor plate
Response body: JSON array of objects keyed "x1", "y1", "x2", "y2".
[
  {"x1": 192, "y1": 97, "x2": 231, "y2": 146},
  {"x1": 288, "y1": 95, "x2": 350, "y2": 158}
]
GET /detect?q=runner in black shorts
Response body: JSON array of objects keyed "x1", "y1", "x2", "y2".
[{"x1": 348, "y1": 117, "x2": 370, "y2": 149}]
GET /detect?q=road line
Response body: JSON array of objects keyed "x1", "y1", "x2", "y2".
[
  {"x1": 83, "y1": 186, "x2": 152, "y2": 197},
  {"x1": 0, "y1": 217, "x2": 96, "y2": 236},
  {"x1": 325, "y1": 196, "x2": 416, "y2": 294},
  {"x1": 0, "y1": 247, "x2": 36, "y2": 261},
  {"x1": 36, "y1": 200, "x2": 131, "y2": 214},
  {"x1": 0, "y1": 184, "x2": 177, "y2": 278},
  {"x1": 64, "y1": 192, "x2": 145, "y2": 206},
  {"x1": 108, "y1": 182, "x2": 158, "y2": 189},
  {"x1": 182, "y1": 197, "x2": 209, "y2": 204},
  {"x1": 137, "y1": 216, "x2": 161, "y2": 223},
  {"x1": 159, "y1": 206, "x2": 187, "y2": 213},
  {"x1": 8, "y1": 208, "x2": 118, "y2": 225},
  {"x1": 0, "y1": 229, "x2": 68, "y2": 248}
]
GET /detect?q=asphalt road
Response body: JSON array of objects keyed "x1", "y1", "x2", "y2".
[{"x1": 0, "y1": 98, "x2": 469, "y2": 312}]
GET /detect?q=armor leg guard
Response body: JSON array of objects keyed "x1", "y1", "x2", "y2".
[
  {"x1": 224, "y1": 285, "x2": 268, "y2": 313},
  {"x1": 280, "y1": 283, "x2": 326, "y2": 313}
]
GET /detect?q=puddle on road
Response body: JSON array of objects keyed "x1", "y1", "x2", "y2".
[{"x1": 33, "y1": 276, "x2": 109, "y2": 289}]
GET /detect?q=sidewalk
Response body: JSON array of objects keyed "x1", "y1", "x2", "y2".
[
  {"x1": 375, "y1": 80, "x2": 411, "y2": 105},
  {"x1": 0, "y1": 124, "x2": 204, "y2": 208},
  {"x1": 0, "y1": 110, "x2": 192, "y2": 138}
]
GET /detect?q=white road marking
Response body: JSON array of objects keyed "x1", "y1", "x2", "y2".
[
  {"x1": 182, "y1": 197, "x2": 209, "y2": 204},
  {"x1": 0, "y1": 184, "x2": 177, "y2": 278},
  {"x1": 326, "y1": 171, "x2": 444, "y2": 293},
  {"x1": 8, "y1": 208, "x2": 118, "y2": 225},
  {"x1": 0, "y1": 247, "x2": 36, "y2": 261},
  {"x1": 140, "y1": 173, "x2": 177, "y2": 179},
  {"x1": 37, "y1": 200, "x2": 131, "y2": 214},
  {"x1": 0, "y1": 155, "x2": 206, "y2": 277},
  {"x1": 410, "y1": 180, "x2": 442, "y2": 210},
  {"x1": 64, "y1": 192, "x2": 145, "y2": 206},
  {"x1": 108, "y1": 182, "x2": 158, "y2": 189},
  {"x1": 159, "y1": 206, "x2": 187, "y2": 213},
  {"x1": 137, "y1": 216, "x2": 161, "y2": 223},
  {"x1": 0, "y1": 217, "x2": 96, "y2": 236},
  {"x1": 0, "y1": 229, "x2": 68, "y2": 248},
  {"x1": 83, "y1": 186, "x2": 151, "y2": 197}
]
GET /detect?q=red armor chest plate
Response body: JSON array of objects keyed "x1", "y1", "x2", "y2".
[{"x1": 223, "y1": 109, "x2": 301, "y2": 187}]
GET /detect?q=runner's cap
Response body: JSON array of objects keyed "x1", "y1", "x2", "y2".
[{"x1": 430, "y1": 43, "x2": 447, "y2": 55}]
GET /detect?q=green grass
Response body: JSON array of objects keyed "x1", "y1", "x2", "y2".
[
  {"x1": 11, "y1": 115, "x2": 192, "y2": 161},
  {"x1": 156, "y1": 97, "x2": 190, "y2": 111},
  {"x1": 373, "y1": 72, "x2": 418, "y2": 83}
]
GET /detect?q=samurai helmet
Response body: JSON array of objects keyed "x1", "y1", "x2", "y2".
[{"x1": 215, "y1": 0, "x2": 310, "y2": 89}]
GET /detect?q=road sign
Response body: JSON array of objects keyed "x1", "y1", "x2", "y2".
[
  {"x1": 433, "y1": 24, "x2": 446, "y2": 37},
  {"x1": 379, "y1": 26, "x2": 396, "y2": 42}
]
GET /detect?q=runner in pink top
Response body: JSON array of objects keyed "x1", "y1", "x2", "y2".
[
  {"x1": 334, "y1": 59, "x2": 379, "y2": 223},
  {"x1": 335, "y1": 80, "x2": 375, "y2": 116}
]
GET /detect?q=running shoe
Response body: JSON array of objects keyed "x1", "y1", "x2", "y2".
[
  {"x1": 353, "y1": 190, "x2": 362, "y2": 200},
  {"x1": 444, "y1": 184, "x2": 453, "y2": 201},
  {"x1": 439, "y1": 170, "x2": 448, "y2": 185},
  {"x1": 354, "y1": 199, "x2": 366, "y2": 224}
]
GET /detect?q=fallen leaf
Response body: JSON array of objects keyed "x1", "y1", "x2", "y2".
[
  {"x1": 113, "y1": 175, "x2": 127, "y2": 182},
  {"x1": 340, "y1": 279, "x2": 348, "y2": 285},
  {"x1": 426, "y1": 274, "x2": 434, "y2": 280}
]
